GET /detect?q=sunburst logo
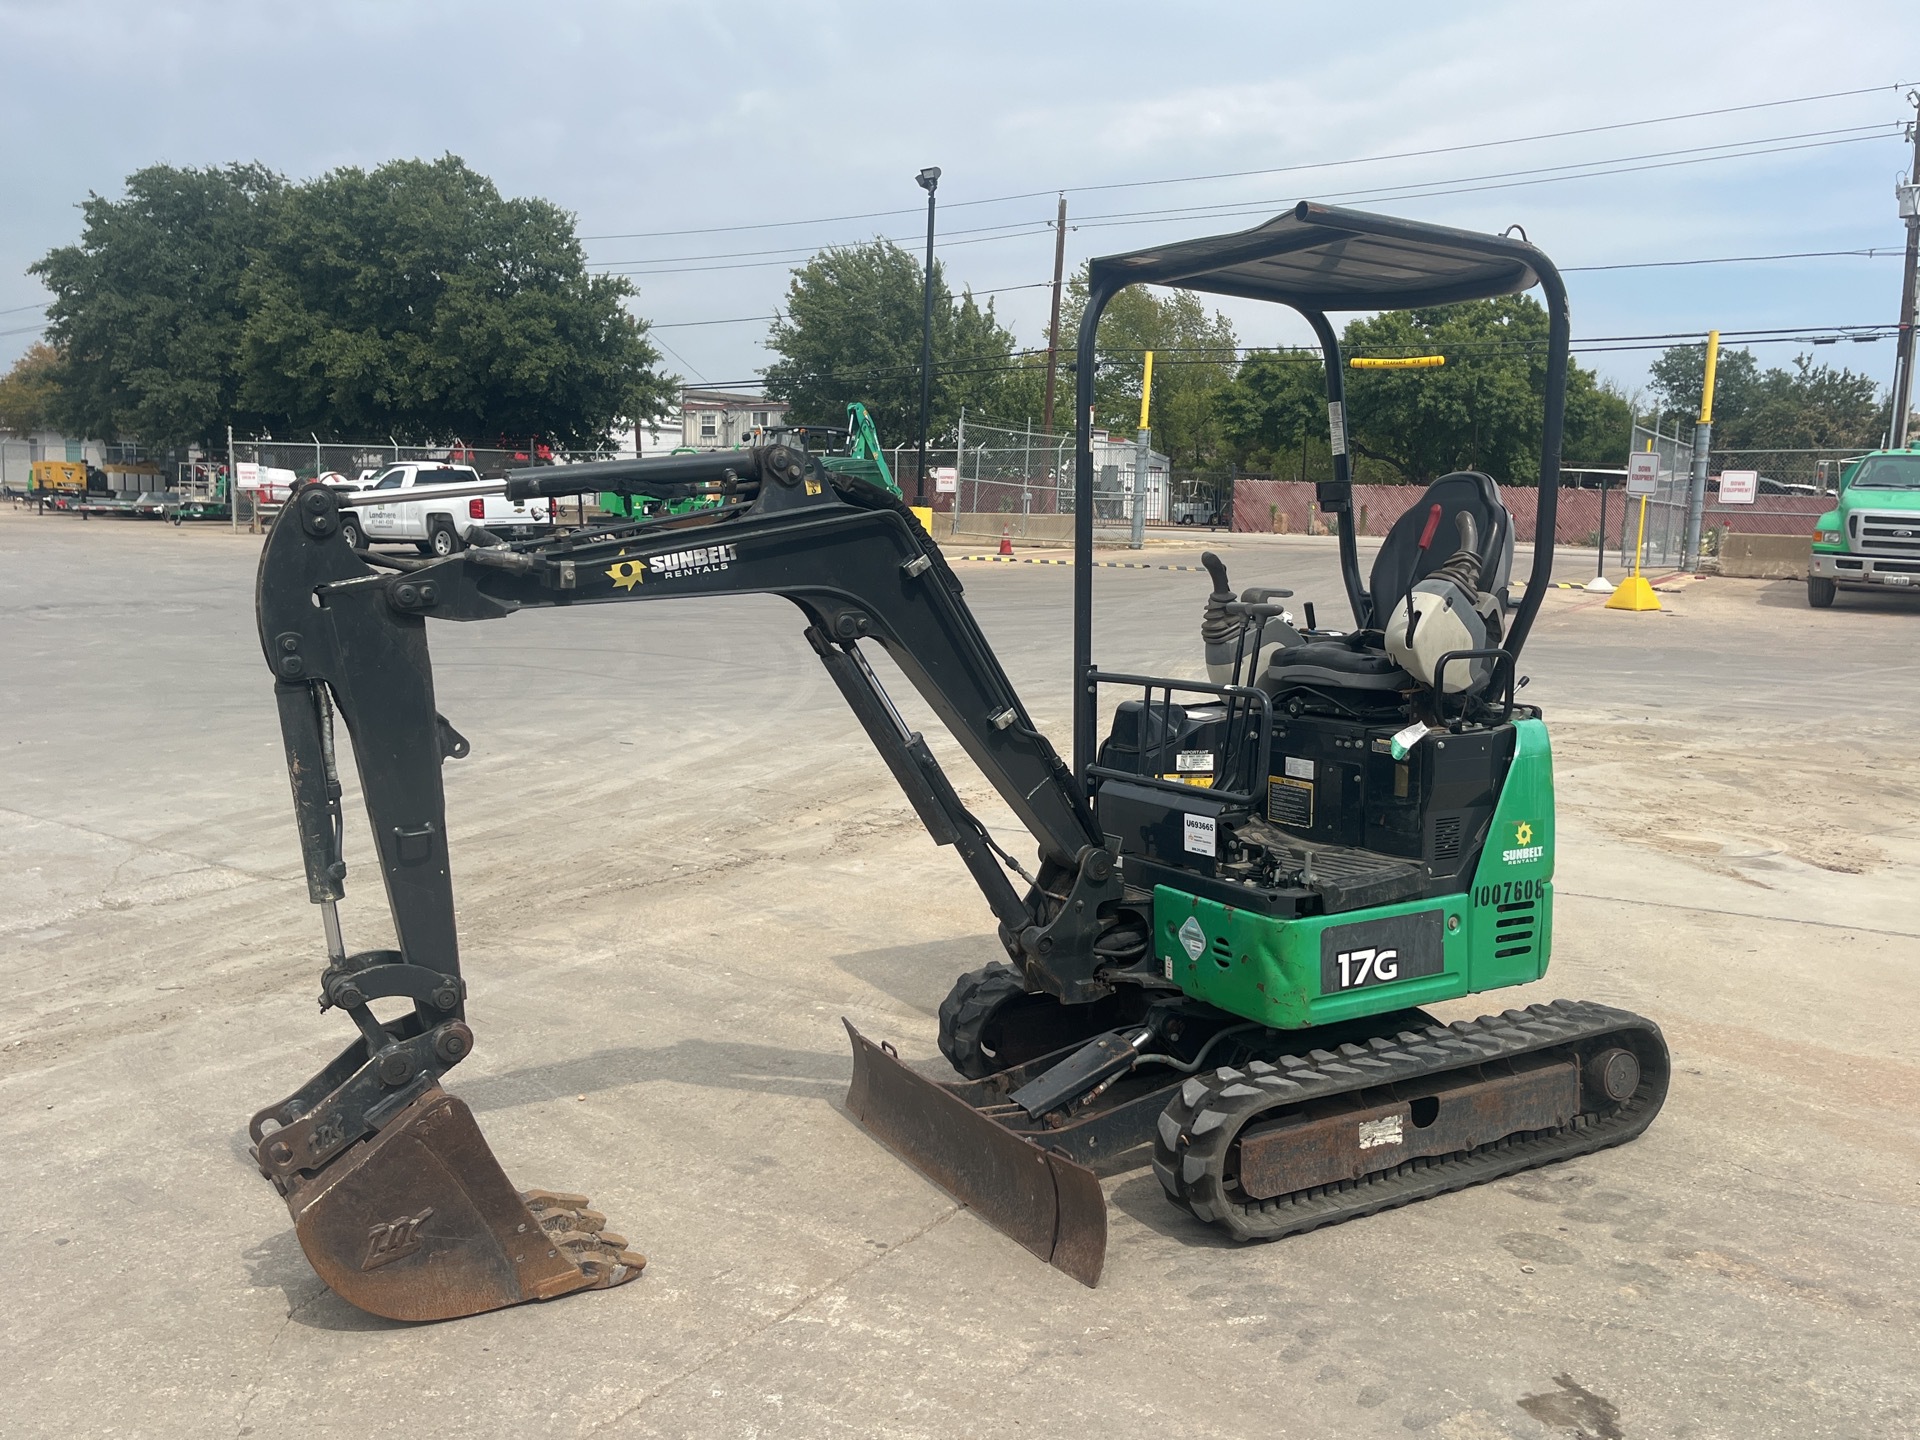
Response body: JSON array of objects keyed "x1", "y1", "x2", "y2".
[
  {"x1": 1514, "y1": 821, "x2": 1534, "y2": 846},
  {"x1": 606, "y1": 559, "x2": 646, "y2": 591}
]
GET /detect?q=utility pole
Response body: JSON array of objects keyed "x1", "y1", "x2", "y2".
[
  {"x1": 1682, "y1": 331, "x2": 1720, "y2": 570},
  {"x1": 914, "y1": 167, "x2": 941, "y2": 504},
  {"x1": 1042, "y1": 194, "x2": 1068, "y2": 437},
  {"x1": 1890, "y1": 90, "x2": 1920, "y2": 448}
]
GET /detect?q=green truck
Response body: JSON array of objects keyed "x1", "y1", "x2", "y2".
[{"x1": 1808, "y1": 441, "x2": 1920, "y2": 607}]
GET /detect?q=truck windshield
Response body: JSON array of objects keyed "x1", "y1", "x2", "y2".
[{"x1": 1849, "y1": 455, "x2": 1920, "y2": 490}]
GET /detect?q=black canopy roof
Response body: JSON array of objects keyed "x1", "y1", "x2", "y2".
[{"x1": 1087, "y1": 201, "x2": 1547, "y2": 312}]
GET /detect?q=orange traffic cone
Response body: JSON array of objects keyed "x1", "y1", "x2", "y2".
[{"x1": 999, "y1": 524, "x2": 1013, "y2": 556}]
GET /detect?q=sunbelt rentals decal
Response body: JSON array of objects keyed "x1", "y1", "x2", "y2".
[
  {"x1": 1502, "y1": 820, "x2": 1544, "y2": 865},
  {"x1": 607, "y1": 542, "x2": 738, "y2": 591}
]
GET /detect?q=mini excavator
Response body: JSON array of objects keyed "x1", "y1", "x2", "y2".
[{"x1": 251, "y1": 203, "x2": 1668, "y2": 1321}]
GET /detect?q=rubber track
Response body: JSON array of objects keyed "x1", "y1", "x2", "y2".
[
  {"x1": 936, "y1": 963, "x2": 1028, "y2": 1080},
  {"x1": 1151, "y1": 999, "x2": 1668, "y2": 1242}
]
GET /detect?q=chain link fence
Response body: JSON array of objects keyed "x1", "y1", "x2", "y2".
[
  {"x1": 1620, "y1": 423, "x2": 1696, "y2": 569},
  {"x1": 889, "y1": 418, "x2": 1171, "y2": 542},
  {"x1": 201, "y1": 437, "x2": 574, "y2": 526},
  {"x1": 1619, "y1": 430, "x2": 1849, "y2": 568}
]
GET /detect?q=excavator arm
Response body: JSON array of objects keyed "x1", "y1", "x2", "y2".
[{"x1": 252, "y1": 445, "x2": 1132, "y2": 1319}]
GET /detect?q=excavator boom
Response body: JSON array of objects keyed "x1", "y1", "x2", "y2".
[{"x1": 253, "y1": 447, "x2": 1134, "y2": 1318}]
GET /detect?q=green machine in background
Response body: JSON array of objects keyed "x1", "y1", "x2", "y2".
[
  {"x1": 815, "y1": 401, "x2": 899, "y2": 496},
  {"x1": 600, "y1": 402, "x2": 898, "y2": 521}
]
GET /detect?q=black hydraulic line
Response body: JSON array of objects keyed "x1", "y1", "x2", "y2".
[
  {"x1": 502, "y1": 446, "x2": 788, "y2": 501},
  {"x1": 1072, "y1": 277, "x2": 1118, "y2": 784},
  {"x1": 1301, "y1": 309, "x2": 1370, "y2": 628},
  {"x1": 806, "y1": 627, "x2": 1030, "y2": 932},
  {"x1": 1505, "y1": 253, "x2": 1568, "y2": 662}
]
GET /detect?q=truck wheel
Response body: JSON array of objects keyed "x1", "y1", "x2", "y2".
[
  {"x1": 427, "y1": 521, "x2": 463, "y2": 558},
  {"x1": 1807, "y1": 576, "x2": 1837, "y2": 608},
  {"x1": 338, "y1": 517, "x2": 365, "y2": 550}
]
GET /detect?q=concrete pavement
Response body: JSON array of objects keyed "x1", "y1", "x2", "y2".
[{"x1": 2, "y1": 508, "x2": 1916, "y2": 1438}]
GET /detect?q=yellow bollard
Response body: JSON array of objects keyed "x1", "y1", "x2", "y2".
[{"x1": 1606, "y1": 494, "x2": 1662, "y2": 611}]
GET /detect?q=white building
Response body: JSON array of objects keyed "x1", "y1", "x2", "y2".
[
  {"x1": 1089, "y1": 429, "x2": 1171, "y2": 521},
  {"x1": 681, "y1": 388, "x2": 785, "y2": 450},
  {"x1": 606, "y1": 407, "x2": 685, "y2": 459},
  {"x1": 0, "y1": 431, "x2": 156, "y2": 494}
]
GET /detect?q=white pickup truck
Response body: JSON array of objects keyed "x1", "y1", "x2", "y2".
[{"x1": 339, "y1": 462, "x2": 553, "y2": 555}]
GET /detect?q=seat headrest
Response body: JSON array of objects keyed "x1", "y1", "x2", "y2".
[{"x1": 1367, "y1": 472, "x2": 1514, "y2": 624}]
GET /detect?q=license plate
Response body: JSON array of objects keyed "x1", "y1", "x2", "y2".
[{"x1": 1883, "y1": 574, "x2": 1912, "y2": 586}]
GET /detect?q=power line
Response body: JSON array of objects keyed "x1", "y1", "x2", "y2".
[
  {"x1": 589, "y1": 217, "x2": 1055, "y2": 269},
  {"x1": 673, "y1": 320, "x2": 1902, "y2": 393},
  {"x1": 0, "y1": 301, "x2": 48, "y2": 316},
  {"x1": 643, "y1": 282, "x2": 1053, "y2": 331},
  {"x1": 1064, "y1": 128, "x2": 1904, "y2": 237},
  {"x1": 593, "y1": 127, "x2": 1904, "y2": 279},
  {"x1": 577, "y1": 79, "x2": 1915, "y2": 242},
  {"x1": 1563, "y1": 248, "x2": 1903, "y2": 271}
]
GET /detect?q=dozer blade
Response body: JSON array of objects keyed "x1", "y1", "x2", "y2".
[
  {"x1": 279, "y1": 1086, "x2": 644, "y2": 1322},
  {"x1": 843, "y1": 1021, "x2": 1106, "y2": 1287}
]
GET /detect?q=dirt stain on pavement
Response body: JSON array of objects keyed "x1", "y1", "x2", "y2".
[{"x1": 1517, "y1": 1373, "x2": 1624, "y2": 1439}]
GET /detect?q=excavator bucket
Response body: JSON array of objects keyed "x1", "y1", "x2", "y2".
[
  {"x1": 272, "y1": 1086, "x2": 644, "y2": 1322},
  {"x1": 843, "y1": 1022, "x2": 1107, "y2": 1287}
]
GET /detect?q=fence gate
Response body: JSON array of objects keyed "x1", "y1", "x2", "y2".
[{"x1": 1624, "y1": 424, "x2": 1695, "y2": 569}]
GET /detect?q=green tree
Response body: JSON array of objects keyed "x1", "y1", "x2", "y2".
[
  {"x1": 1562, "y1": 372, "x2": 1633, "y2": 470},
  {"x1": 1646, "y1": 345, "x2": 1760, "y2": 434},
  {"x1": 1339, "y1": 299, "x2": 1550, "y2": 482},
  {"x1": 1054, "y1": 271, "x2": 1239, "y2": 464},
  {"x1": 763, "y1": 239, "x2": 1021, "y2": 443},
  {"x1": 31, "y1": 163, "x2": 283, "y2": 446},
  {"x1": 0, "y1": 342, "x2": 63, "y2": 435},
  {"x1": 1218, "y1": 349, "x2": 1328, "y2": 473},
  {"x1": 30, "y1": 157, "x2": 668, "y2": 449},
  {"x1": 239, "y1": 156, "x2": 668, "y2": 447},
  {"x1": 1647, "y1": 344, "x2": 1886, "y2": 450},
  {"x1": 1222, "y1": 295, "x2": 1623, "y2": 484}
]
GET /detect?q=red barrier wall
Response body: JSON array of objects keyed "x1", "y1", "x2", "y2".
[{"x1": 1230, "y1": 480, "x2": 1826, "y2": 544}]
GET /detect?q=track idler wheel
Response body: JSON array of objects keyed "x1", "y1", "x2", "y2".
[
  {"x1": 277, "y1": 1086, "x2": 643, "y2": 1322},
  {"x1": 937, "y1": 962, "x2": 1150, "y2": 1080},
  {"x1": 937, "y1": 963, "x2": 1035, "y2": 1079}
]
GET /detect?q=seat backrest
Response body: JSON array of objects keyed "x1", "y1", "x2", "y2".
[{"x1": 1367, "y1": 471, "x2": 1513, "y2": 623}]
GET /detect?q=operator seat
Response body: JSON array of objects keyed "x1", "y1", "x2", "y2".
[{"x1": 1264, "y1": 471, "x2": 1513, "y2": 696}]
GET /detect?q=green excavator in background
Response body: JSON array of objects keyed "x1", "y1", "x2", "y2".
[{"x1": 600, "y1": 401, "x2": 898, "y2": 522}]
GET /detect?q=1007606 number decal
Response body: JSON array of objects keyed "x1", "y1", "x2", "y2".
[
  {"x1": 1318, "y1": 910, "x2": 1445, "y2": 995},
  {"x1": 1473, "y1": 877, "x2": 1544, "y2": 908}
]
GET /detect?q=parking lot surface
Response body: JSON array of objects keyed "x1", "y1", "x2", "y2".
[{"x1": 3, "y1": 508, "x2": 1917, "y2": 1439}]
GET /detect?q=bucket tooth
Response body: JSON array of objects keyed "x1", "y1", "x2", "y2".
[
  {"x1": 843, "y1": 1020, "x2": 1107, "y2": 1287},
  {"x1": 275, "y1": 1086, "x2": 643, "y2": 1322}
]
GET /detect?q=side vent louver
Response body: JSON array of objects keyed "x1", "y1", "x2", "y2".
[
  {"x1": 1433, "y1": 815, "x2": 1462, "y2": 863},
  {"x1": 1493, "y1": 899, "x2": 1537, "y2": 961}
]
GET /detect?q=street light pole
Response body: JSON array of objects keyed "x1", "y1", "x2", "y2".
[{"x1": 915, "y1": 167, "x2": 941, "y2": 504}]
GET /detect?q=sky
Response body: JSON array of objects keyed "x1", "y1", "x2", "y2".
[{"x1": 2, "y1": 0, "x2": 1917, "y2": 415}]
